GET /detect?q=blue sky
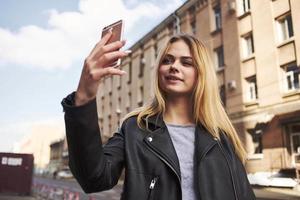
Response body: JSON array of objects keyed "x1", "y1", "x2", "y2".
[{"x1": 0, "y1": 0, "x2": 186, "y2": 152}]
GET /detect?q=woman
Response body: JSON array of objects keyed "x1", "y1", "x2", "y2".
[{"x1": 61, "y1": 30, "x2": 256, "y2": 200}]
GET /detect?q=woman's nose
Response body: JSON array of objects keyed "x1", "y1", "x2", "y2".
[{"x1": 169, "y1": 61, "x2": 180, "y2": 72}]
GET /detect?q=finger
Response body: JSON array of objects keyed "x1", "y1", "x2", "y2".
[
  {"x1": 92, "y1": 39, "x2": 126, "y2": 60},
  {"x1": 89, "y1": 67, "x2": 126, "y2": 80},
  {"x1": 98, "y1": 28, "x2": 113, "y2": 46},
  {"x1": 98, "y1": 50, "x2": 131, "y2": 68},
  {"x1": 89, "y1": 29, "x2": 113, "y2": 58},
  {"x1": 98, "y1": 40, "x2": 126, "y2": 55}
]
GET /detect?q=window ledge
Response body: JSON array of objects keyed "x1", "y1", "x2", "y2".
[
  {"x1": 216, "y1": 66, "x2": 225, "y2": 72},
  {"x1": 282, "y1": 89, "x2": 300, "y2": 98},
  {"x1": 277, "y1": 37, "x2": 294, "y2": 48},
  {"x1": 210, "y1": 28, "x2": 222, "y2": 36},
  {"x1": 241, "y1": 54, "x2": 255, "y2": 63},
  {"x1": 247, "y1": 153, "x2": 264, "y2": 160},
  {"x1": 244, "y1": 100, "x2": 259, "y2": 107},
  {"x1": 237, "y1": 11, "x2": 251, "y2": 20}
]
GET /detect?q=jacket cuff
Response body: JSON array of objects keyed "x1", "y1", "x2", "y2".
[{"x1": 61, "y1": 92, "x2": 97, "y2": 119}]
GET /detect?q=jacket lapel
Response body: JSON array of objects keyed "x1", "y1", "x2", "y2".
[
  {"x1": 142, "y1": 114, "x2": 181, "y2": 180},
  {"x1": 142, "y1": 114, "x2": 218, "y2": 179},
  {"x1": 195, "y1": 123, "x2": 218, "y2": 162}
]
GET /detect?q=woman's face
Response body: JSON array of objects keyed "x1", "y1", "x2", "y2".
[{"x1": 158, "y1": 40, "x2": 197, "y2": 97}]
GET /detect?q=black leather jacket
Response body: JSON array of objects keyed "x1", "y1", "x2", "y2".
[{"x1": 62, "y1": 93, "x2": 256, "y2": 200}]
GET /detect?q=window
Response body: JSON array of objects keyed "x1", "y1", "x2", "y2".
[
  {"x1": 117, "y1": 97, "x2": 121, "y2": 114},
  {"x1": 154, "y1": 43, "x2": 158, "y2": 59},
  {"x1": 126, "y1": 92, "x2": 131, "y2": 113},
  {"x1": 189, "y1": 6, "x2": 196, "y2": 35},
  {"x1": 214, "y1": 46, "x2": 224, "y2": 69},
  {"x1": 127, "y1": 62, "x2": 132, "y2": 84},
  {"x1": 108, "y1": 115, "x2": 112, "y2": 134},
  {"x1": 138, "y1": 86, "x2": 144, "y2": 106},
  {"x1": 242, "y1": 0, "x2": 250, "y2": 13},
  {"x1": 283, "y1": 62, "x2": 300, "y2": 92},
  {"x1": 238, "y1": 0, "x2": 250, "y2": 16},
  {"x1": 219, "y1": 84, "x2": 226, "y2": 106},
  {"x1": 100, "y1": 119, "x2": 103, "y2": 132},
  {"x1": 168, "y1": 21, "x2": 177, "y2": 36},
  {"x1": 246, "y1": 76, "x2": 258, "y2": 101},
  {"x1": 118, "y1": 76, "x2": 122, "y2": 90},
  {"x1": 288, "y1": 124, "x2": 300, "y2": 164},
  {"x1": 116, "y1": 97, "x2": 121, "y2": 126},
  {"x1": 191, "y1": 20, "x2": 196, "y2": 35},
  {"x1": 109, "y1": 92, "x2": 112, "y2": 114},
  {"x1": 251, "y1": 129, "x2": 263, "y2": 154},
  {"x1": 276, "y1": 14, "x2": 294, "y2": 43},
  {"x1": 213, "y1": 5, "x2": 222, "y2": 31},
  {"x1": 110, "y1": 78, "x2": 113, "y2": 93},
  {"x1": 174, "y1": 17, "x2": 180, "y2": 34},
  {"x1": 242, "y1": 33, "x2": 254, "y2": 58},
  {"x1": 139, "y1": 53, "x2": 145, "y2": 78}
]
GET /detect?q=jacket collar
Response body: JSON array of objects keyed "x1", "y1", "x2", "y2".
[
  {"x1": 142, "y1": 114, "x2": 181, "y2": 178},
  {"x1": 142, "y1": 113, "x2": 218, "y2": 179},
  {"x1": 195, "y1": 123, "x2": 219, "y2": 161},
  {"x1": 142, "y1": 113, "x2": 165, "y2": 130}
]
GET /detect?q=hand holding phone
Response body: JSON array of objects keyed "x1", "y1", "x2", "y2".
[{"x1": 75, "y1": 20, "x2": 130, "y2": 106}]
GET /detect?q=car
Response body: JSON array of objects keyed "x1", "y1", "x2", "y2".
[{"x1": 56, "y1": 169, "x2": 73, "y2": 179}]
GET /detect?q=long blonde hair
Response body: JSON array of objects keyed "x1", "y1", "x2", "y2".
[{"x1": 123, "y1": 34, "x2": 247, "y2": 163}]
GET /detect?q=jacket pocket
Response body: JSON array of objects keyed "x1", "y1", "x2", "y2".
[{"x1": 147, "y1": 176, "x2": 159, "y2": 200}]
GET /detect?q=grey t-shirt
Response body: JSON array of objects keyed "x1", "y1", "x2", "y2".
[{"x1": 166, "y1": 123, "x2": 196, "y2": 200}]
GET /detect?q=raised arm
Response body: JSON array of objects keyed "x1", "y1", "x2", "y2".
[{"x1": 61, "y1": 29, "x2": 130, "y2": 193}]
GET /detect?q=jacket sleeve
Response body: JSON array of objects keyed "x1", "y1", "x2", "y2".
[
  {"x1": 61, "y1": 92, "x2": 125, "y2": 193},
  {"x1": 220, "y1": 132, "x2": 256, "y2": 200}
]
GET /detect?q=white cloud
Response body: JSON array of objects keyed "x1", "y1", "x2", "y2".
[
  {"x1": 0, "y1": 0, "x2": 185, "y2": 70},
  {"x1": 1, "y1": 117, "x2": 66, "y2": 168},
  {"x1": 0, "y1": 116, "x2": 65, "y2": 152}
]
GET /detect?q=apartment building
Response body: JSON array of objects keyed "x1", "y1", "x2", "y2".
[
  {"x1": 97, "y1": 0, "x2": 300, "y2": 173},
  {"x1": 47, "y1": 138, "x2": 68, "y2": 174}
]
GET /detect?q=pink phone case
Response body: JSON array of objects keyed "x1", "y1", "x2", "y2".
[{"x1": 101, "y1": 20, "x2": 124, "y2": 67}]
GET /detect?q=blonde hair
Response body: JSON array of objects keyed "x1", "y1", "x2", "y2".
[{"x1": 123, "y1": 34, "x2": 247, "y2": 163}]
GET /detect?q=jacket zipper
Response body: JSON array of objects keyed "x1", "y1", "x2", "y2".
[
  {"x1": 147, "y1": 177, "x2": 158, "y2": 200},
  {"x1": 215, "y1": 139, "x2": 239, "y2": 200},
  {"x1": 145, "y1": 144, "x2": 182, "y2": 199},
  {"x1": 149, "y1": 177, "x2": 158, "y2": 189}
]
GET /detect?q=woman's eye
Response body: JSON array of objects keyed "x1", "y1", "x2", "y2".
[
  {"x1": 161, "y1": 58, "x2": 173, "y2": 64},
  {"x1": 182, "y1": 61, "x2": 193, "y2": 66}
]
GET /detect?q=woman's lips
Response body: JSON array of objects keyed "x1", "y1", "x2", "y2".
[
  {"x1": 165, "y1": 76, "x2": 183, "y2": 83},
  {"x1": 165, "y1": 75, "x2": 183, "y2": 82}
]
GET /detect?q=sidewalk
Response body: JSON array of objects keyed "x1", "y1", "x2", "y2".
[
  {"x1": 1, "y1": 184, "x2": 300, "y2": 200},
  {"x1": 0, "y1": 195, "x2": 35, "y2": 200},
  {"x1": 253, "y1": 186, "x2": 300, "y2": 200}
]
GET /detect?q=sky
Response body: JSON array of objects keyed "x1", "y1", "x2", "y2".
[{"x1": 0, "y1": 0, "x2": 186, "y2": 152}]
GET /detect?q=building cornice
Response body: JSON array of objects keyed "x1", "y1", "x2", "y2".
[{"x1": 128, "y1": 0, "x2": 199, "y2": 52}]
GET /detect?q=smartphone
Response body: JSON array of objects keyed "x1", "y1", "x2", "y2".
[{"x1": 101, "y1": 19, "x2": 124, "y2": 68}]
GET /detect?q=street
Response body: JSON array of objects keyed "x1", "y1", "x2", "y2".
[
  {"x1": 33, "y1": 176, "x2": 122, "y2": 200},
  {"x1": 30, "y1": 176, "x2": 300, "y2": 200}
]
